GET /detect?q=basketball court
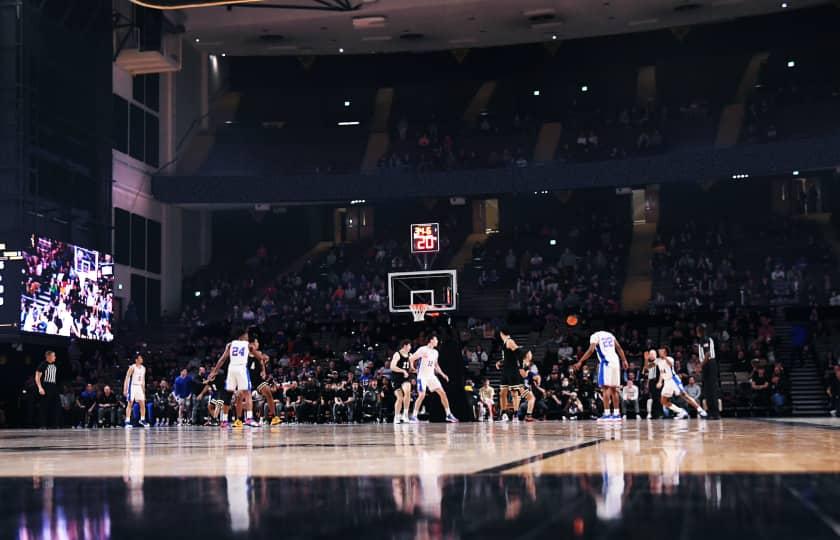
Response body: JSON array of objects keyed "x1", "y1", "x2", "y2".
[{"x1": 4, "y1": 419, "x2": 840, "y2": 539}]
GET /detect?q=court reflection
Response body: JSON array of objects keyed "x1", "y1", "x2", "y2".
[{"x1": 7, "y1": 469, "x2": 840, "y2": 539}]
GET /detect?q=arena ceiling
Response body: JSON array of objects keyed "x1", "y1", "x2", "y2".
[{"x1": 142, "y1": 0, "x2": 829, "y2": 56}]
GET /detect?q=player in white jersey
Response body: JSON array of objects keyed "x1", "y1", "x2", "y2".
[
  {"x1": 574, "y1": 330, "x2": 629, "y2": 422},
  {"x1": 651, "y1": 346, "x2": 707, "y2": 419},
  {"x1": 408, "y1": 336, "x2": 458, "y2": 423},
  {"x1": 209, "y1": 329, "x2": 258, "y2": 428},
  {"x1": 123, "y1": 353, "x2": 149, "y2": 428}
]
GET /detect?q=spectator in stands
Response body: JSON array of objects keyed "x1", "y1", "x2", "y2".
[
  {"x1": 97, "y1": 385, "x2": 120, "y2": 427},
  {"x1": 751, "y1": 366, "x2": 771, "y2": 412},
  {"x1": 153, "y1": 380, "x2": 177, "y2": 426},
  {"x1": 769, "y1": 374, "x2": 789, "y2": 416},
  {"x1": 621, "y1": 376, "x2": 640, "y2": 419},
  {"x1": 60, "y1": 385, "x2": 75, "y2": 427},
  {"x1": 332, "y1": 381, "x2": 354, "y2": 423},
  {"x1": 75, "y1": 383, "x2": 97, "y2": 428},
  {"x1": 298, "y1": 379, "x2": 321, "y2": 423},
  {"x1": 563, "y1": 392, "x2": 584, "y2": 420},
  {"x1": 684, "y1": 376, "x2": 702, "y2": 405},
  {"x1": 173, "y1": 368, "x2": 192, "y2": 425}
]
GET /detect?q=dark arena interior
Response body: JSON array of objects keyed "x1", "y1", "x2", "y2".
[{"x1": 2, "y1": 0, "x2": 840, "y2": 538}]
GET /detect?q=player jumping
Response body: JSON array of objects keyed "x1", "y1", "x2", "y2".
[
  {"x1": 574, "y1": 330, "x2": 629, "y2": 422},
  {"x1": 123, "y1": 353, "x2": 149, "y2": 428},
  {"x1": 408, "y1": 336, "x2": 458, "y2": 423},
  {"x1": 390, "y1": 340, "x2": 413, "y2": 424},
  {"x1": 209, "y1": 329, "x2": 259, "y2": 428},
  {"x1": 650, "y1": 347, "x2": 707, "y2": 419}
]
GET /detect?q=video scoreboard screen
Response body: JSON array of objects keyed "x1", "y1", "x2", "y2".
[
  {"x1": 410, "y1": 223, "x2": 440, "y2": 254},
  {"x1": 20, "y1": 234, "x2": 115, "y2": 342}
]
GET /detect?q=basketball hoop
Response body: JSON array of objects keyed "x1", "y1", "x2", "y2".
[{"x1": 410, "y1": 303, "x2": 429, "y2": 322}]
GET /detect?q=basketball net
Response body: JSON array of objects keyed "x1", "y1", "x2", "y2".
[{"x1": 410, "y1": 303, "x2": 429, "y2": 322}]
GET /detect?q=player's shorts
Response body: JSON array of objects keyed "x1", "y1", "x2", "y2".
[
  {"x1": 393, "y1": 375, "x2": 411, "y2": 392},
  {"x1": 249, "y1": 368, "x2": 270, "y2": 392},
  {"x1": 501, "y1": 382, "x2": 530, "y2": 398},
  {"x1": 661, "y1": 376, "x2": 685, "y2": 398},
  {"x1": 226, "y1": 365, "x2": 251, "y2": 392},
  {"x1": 500, "y1": 372, "x2": 521, "y2": 388},
  {"x1": 127, "y1": 384, "x2": 145, "y2": 403},
  {"x1": 417, "y1": 375, "x2": 442, "y2": 393},
  {"x1": 597, "y1": 360, "x2": 621, "y2": 388}
]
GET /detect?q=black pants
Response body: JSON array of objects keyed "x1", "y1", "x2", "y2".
[
  {"x1": 39, "y1": 384, "x2": 60, "y2": 428},
  {"x1": 647, "y1": 380, "x2": 663, "y2": 418},
  {"x1": 704, "y1": 384, "x2": 721, "y2": 418}
]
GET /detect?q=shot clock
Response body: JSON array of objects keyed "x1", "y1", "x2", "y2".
[{"x1": 410, "y1": 223, "x2": 440, "y2": 254}]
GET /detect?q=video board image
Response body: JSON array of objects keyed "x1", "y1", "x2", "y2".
[{"x1": 20, "y1": 235, "x2": 114, "y2": 342}]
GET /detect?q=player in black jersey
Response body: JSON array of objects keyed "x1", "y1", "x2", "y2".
[
  {"x1": 248, "y1": 338, "x2": 281, "y2": 426},
  {"x1": 390, "y1": 340, "x2": 413, "y2": 424},
  {"x1": 518, "y1": 349, "x2": 538, "y2": 422},
  {"x1": 497, "y1": 329, "x2": 527, "y2": 421},
  {"x1": 204, "y1": 370, "x2": 231, "y2": 427}
]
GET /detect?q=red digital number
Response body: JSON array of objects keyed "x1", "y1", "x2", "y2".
[{"x1": 411, "y1": 223, "x2": 439, "y2": 253}]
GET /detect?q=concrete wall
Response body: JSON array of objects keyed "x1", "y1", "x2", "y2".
[{"x1": 111, "y1": 41, "x2": 206, "y2": 319}]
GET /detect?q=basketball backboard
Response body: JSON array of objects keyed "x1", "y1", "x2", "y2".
[{"x1": 388, "y1": 270, "x2": 457, "y2": 313}]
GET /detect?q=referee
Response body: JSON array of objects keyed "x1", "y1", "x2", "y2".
[
  {"x1": 698, "y1": 325, "x2": 721, "y2": 420},
  {"x1": 35, "y1": 350, "x2": 60, "y2": 428}
]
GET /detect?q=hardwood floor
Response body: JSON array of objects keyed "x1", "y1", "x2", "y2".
[{"x1": 2, "y1": 418, "x2": 839, "y2": 539}]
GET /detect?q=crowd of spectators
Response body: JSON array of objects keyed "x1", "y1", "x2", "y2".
[
  {"x1": 651, "y1": 217, "x2": 837, "y2": 313},
  {"x1": 467, "y1": 212, "x2": 629, "y2": 327},
  {"x1": 377, "y1": 112, "x2": 535, "y2": 174}
]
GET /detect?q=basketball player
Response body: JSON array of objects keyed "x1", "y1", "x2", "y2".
[
  {"x1": 496, "y1": 329, "x2": 526, "y2": 421},
  {"x1": 209, "y1": 329, "x2": 258, "y2": 428},
  {"x1": 123, "y1": 353, "x2": 149, "y2": 428},
  {"x1": 248, "y1": 338, "x2": 281, "y2": 426},
  {"x1": 202, "y1": 369, "x2": 231, "y2": 427},
  {"x1": 573, "y1": 330, "x2": 628, "y2": 422},
  {"x1": 653, "y1": 347, "x2": 707, "y2": 419},
  {"x1": 408, "y1": 335, "x2": 458, "y2": 423},
  {"x1": 518, "y1": 349, "x2": 538, "y2": 422},
  {"x1": 390, "y1": 340, "x2": 413, "y2": 424}
]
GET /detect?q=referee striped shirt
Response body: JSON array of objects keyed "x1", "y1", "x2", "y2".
[{"x1": 38, "y1": 362, "x2": 57, "y2": 384}]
